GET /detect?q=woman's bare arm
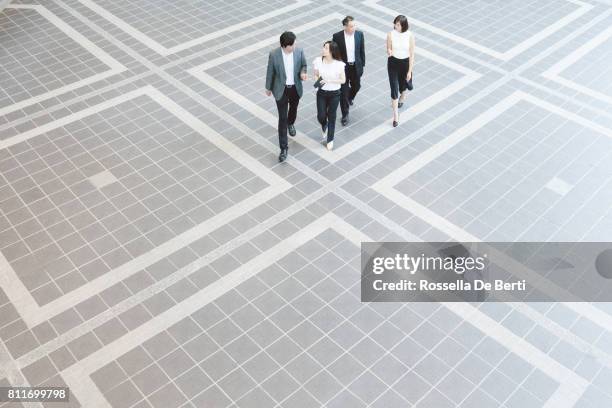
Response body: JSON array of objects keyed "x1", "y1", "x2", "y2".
[{"x1": 408, "y1": 34, "x2": 415, "y2": 79}]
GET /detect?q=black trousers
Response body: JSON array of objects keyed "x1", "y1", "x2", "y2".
[
  {"x1": 387, "y1": 56, "x2": 409, "y2": 100},
  {"x1": 316, "y1": 89, "x2": 341, "y2": 143},
  {"x1": 275, "y1": 86, "x2": 300, "y2": 150},
  {"x1": 340, "y1": 64, "x2": 361, "y2": 118}
]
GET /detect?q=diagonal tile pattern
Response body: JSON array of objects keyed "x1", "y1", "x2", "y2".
[
  {"x1": 1, "y1": 1, "x2": 612, "y2": 407},
  {"x1": 0, "y1": 4, "x2": 127, "y2": 118}
]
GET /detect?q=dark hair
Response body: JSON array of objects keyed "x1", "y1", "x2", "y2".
[
  {"x1": 342, "y1": 15, "x2": 354, "y2": 26},
  {"x1": 323, "y1": 41, "x2": 342, "y2": 61},
  {"x1": 394, "y1": 15, "x2": 409, "y2": 32},
  {"x1": 280, "y1": 31, "x2": 296, "y2": 48}
]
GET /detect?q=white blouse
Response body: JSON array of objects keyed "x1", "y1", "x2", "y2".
[
  {"x1": 391, "y1": 30, "x2": 412, "y2": 59},
  {"x1": 313, "y1": 57, "x2": 345, "y2": 91}
]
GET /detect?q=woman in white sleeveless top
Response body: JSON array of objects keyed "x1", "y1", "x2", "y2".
[
  {"x1": 386, "y1": 15, "x2": 415, "y2": 127},
  {"x1": 313, "y1": 41, "x2": 346, "y2": 151}
]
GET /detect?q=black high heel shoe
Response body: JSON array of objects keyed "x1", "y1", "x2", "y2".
[{"x1": 393, "y1": 120, "x2": 398, "y2": 127}]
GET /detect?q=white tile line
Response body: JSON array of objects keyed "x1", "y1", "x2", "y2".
[
  {"x1": 0, "y1": 85, "x2": 291, "y2": 328},
  {"x1": 543, "y1": 24, "x2": 612, "y2": 77},
  {"x1": 372, "y1": 90, "x2": 612, "y2": 330},
  {"x1": 0, "y1": 4, "x2": 127, "y2": 117},
  {"x1": 193, "y1": 13, "x2": 341, "y2": 71},
  {"x1": 0, "y1": 3, "x2": 320, "y2": 135},
  {"x1": 59, "y1": 212, "x2": 588, "y2": 407},
  {"x1": 0, "y1": 251, "x2": 41, "y2": 332},
  {"x1": 0, "y1": 86, "x2": 143, "y2": 151},
  {"x1": 194, "y1": 18, "x2": 476, "y2": 78},
  {"x1": 494, "y1": 0, "x2": 593, "y2": 59},
  {"x1": 0, "y1": 341, "x2": 45, "y2": 408},
  {"x1": 511, "y1": 302, "x2": 612, "y2": 367},
  {"x1": 374, "y1": 91, "x2": 525, "y2": 190},
  {"x1": 565, "y1": 302, "x2": 612, "y2": 335},
  {"x1": 365, "y1": 190, "x2": 587, "y2": 301},
  {"x1": 188, "y1": 16, "x2": 481, "y2": 163},
  {"x1": 542, "y1": 24, "x2": 612, "y2": 105},
  {"x1": 4, "y1": 101, "x2": 597, "y2": 404},
  {"x1": 6, "y1": 5, "x2": 125, "y2": 71},
  {"x1": 0, "y1": 4, "x2": 606, "y2": 407},
  {"x1": 444, "y1": 303, "x2": 588, "y2": 408},
  {"x1": 166, "y1": 0, "x2": 312, "y2": 55},
  {"x1": 0, "y1": 327, "x2": 27, "y2": 386},
  {"x1": 363, "y1": 0, "x2": 593, "y2": 61},
  {"x1": 63, "y1": 370, "x2": 105, "y2": 408},
  {"x1": 75, "y1": 0, "x2": 311, "y2": 56},
  {"x1": 60, "y1": 213, "x2": 368, "y2": 408},
  {"x1": 0, "y1": 325, "x2": 46, "y2": 406},
  {"x1": 520, "y1": 92, "x2": 612, "y2": 138}
]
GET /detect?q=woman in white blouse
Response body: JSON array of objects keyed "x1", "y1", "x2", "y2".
[
  {"x1": 313, "y1": 41, "x2": 346, "y2": 151},
  {"x1": 386, "y1": 15, "x2": 415, "y2": 127}
]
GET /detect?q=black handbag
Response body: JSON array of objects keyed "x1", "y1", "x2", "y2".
[{"x1": 406, "y1": 74, "x2": 414, "y2": 91}]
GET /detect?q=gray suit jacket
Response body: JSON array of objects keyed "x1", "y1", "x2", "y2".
[{"x1": 265, "y1": 47, "x2": 307, "y2": 101}]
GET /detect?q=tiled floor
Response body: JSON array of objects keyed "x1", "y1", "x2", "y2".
[{"x1": 1, "y1": 1, "x2": 612, "y2": 407}]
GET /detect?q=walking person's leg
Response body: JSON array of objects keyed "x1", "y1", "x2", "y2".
[
  {"x1": 388, "y1": 57, "x2": 400, "y2": 126},
  {"x1": 276, "y1": 92, "x2": 289, "y2": 146},
  {"x1": 287, "y1": 86, "x2": 300, "y2": 136},
  {"x1": 326, "y1": 90, "x2": 341, "y2": 149},
  {"x1": 276, "y1": 89, "x2": 289, "y2": 161},
  {"x1": 398, "y1": 58, "x2": 409, "y2": 108},
  {"x1": 348, "y1": 65, "x2": 360, "y2": 102},
  {"x1": 340, "y1": 65, "x2": 350, "y2": 126},
  {"x1": 316, "y1": 90, "x2": 328, "y2": 140}
]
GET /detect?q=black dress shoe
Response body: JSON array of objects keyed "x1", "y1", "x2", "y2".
[
  {"x1": 341, "y1": 116, "x2": 349, "y2": 126},
  {"x1": 288, "y1": 124, "x2": 296, "y2": 137},
  {"x1": 279, "y1": 148, "x2": 288, "y2": 162},
  {"x1": 393, "y1": 120, "x2": 398, "y2": 127}
]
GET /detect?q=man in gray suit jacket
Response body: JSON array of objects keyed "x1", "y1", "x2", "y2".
[{"x1": 265, "y1": 31, "x2": 307, "y2": 162}]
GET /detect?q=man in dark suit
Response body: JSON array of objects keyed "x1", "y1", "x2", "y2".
[
  {"x1": 332, "y1": 16, "x2": 365, "y2": 126},
  {"x1": 265, "y1": 31, "x2": 307, "y2": 162}
]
